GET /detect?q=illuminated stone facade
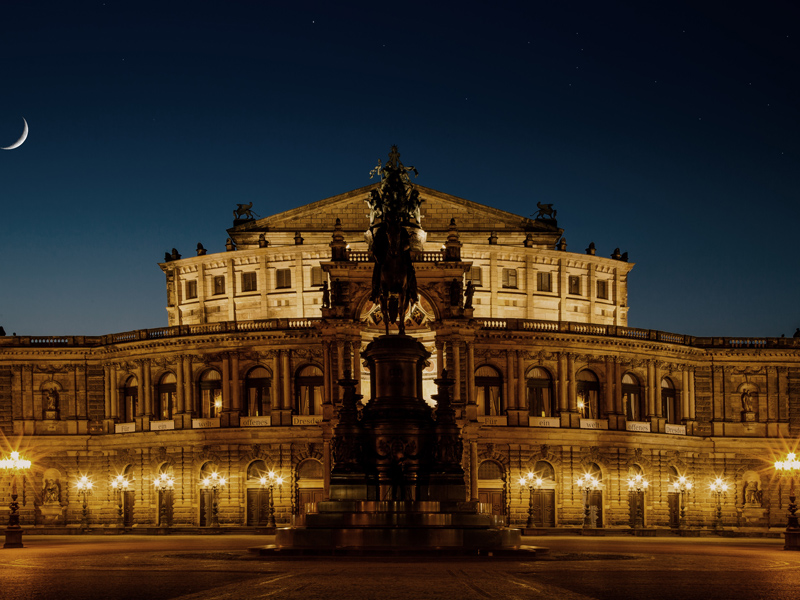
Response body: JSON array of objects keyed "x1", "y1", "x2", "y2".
[{"x1": 1, "y1": 179, "x2": 798, "y2": 532}]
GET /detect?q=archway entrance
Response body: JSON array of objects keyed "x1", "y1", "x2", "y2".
[
  {"x1": 296, "y1": 459, "x2": 324, "y2": 516},
  {"x1": 477, "y1": 460, "x2": 505, "y2": 517}
]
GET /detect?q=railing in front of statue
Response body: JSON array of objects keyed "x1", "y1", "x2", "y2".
[
  {"x1": 1, "y1": 319, "x2": 794, "y2": 349},
  {"x1": 346, "y1": 250, "x2": 444, "y2": 263}
]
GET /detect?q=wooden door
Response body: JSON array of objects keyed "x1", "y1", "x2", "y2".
[
  {"x1": 122, "y1": 490, "x2": 134, "y2": 527},
  {"x1": 628, "y1": 491, "x2": 644, "y2": 527},
  {"x1": 668, "y1": 492, "x2": 680, "y2": 527},
  {"x1": 158, "y1": 490, "x2": 173, "y2": 526},
  {"x1": 247, "y1": 489, "x2": 271, "y2": 525},
  {"x1": 532, "y1": 489, "x2": 556, "y2": 527},
  {"x1": 587, "y1": 490, "x2": 603, "y2": 527},
  {"x1": 199, "y1": 490, "x2": 212, "y2": 526},
  {"x1": 478, "y1": 490, "x2": 505, "y2": 516},
  {"x1": 297, "y1": 489, "x2": 324, "y2": 516}
]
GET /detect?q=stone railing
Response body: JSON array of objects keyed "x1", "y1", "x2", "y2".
[
  {"x1": 0, "y1": 318, "x2": 322, "y2": 348},
  {"x1": 476, "y1": 319, "x2": 800, "y2": 349},
  {"x1": 345, "y1": 249, "x2": 445, "y2": 263}
]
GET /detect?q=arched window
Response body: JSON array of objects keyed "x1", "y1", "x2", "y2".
[
  {"x1": 154, "y1": 372, "x2": 176, "y2": 420},
  {"x1": 245, "y1": 367, "x2": 272, "y2": 417},
  {"x1": 295, "y1": 365, "x2": 323, "y2": 415},
  {"x1": 121, "y1": 376, "x2": 138, "y2": 423},
  {"x1": 199, "y1": 370, "x2": 222, "y2": 419},
  {"x1": 247, "y1": 460, "x2": 267, "y2": 482},
  {"x1": 475, "y1": 365, "x2": 503, "y2": 416},
  {"x1": 298, "y1": 460, "x2": 324, "y2": 480},
  {"x1": 622, "y1": 373, "x2": 645, "y2": 422},
  {"x1": 661, "y1": 377, "x2": 678, "y2": 424},
  {"x1": 527, "y1": 367, "x2": 554, "y2": 418},
  {"x1": 576, "y1": 370, "x2": 599, "y2": 419},
  {"x1": 533, "y1": 460, "x2": 555, "y2": 482}
]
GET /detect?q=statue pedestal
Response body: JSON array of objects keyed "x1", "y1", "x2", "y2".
[
  {"x1": 44, "y1": 410, "x2": 59, "y2": 420},
  {"x1": 39, "y1": 503, "x2": 65, "y2": 526},
  {"x1": 742, "y1": 411, "x2": 756, "y2": 423}
]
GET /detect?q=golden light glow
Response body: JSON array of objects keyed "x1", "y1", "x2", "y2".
[
  {"x1": 576, "y1": 474, "x2": 601, "y2": 490},
  {"x1": 112, "y1": 474, "x2": 130, "y2": 490},
  {"x1": 1, "y1": 451, "x2": 32, "y2": 470},
  {"x1": 709, "y1": 477, "x2": 729, "y2": 493},
  {"x1": 626, "y1": 473, "x2": 650, "y2": 491},
  {"x1": 76, "y1": 475, "x2": 93, "y2": 491},
  {"x1": 775, "y1": 453, "x2": 800, "y2": 472},
  {"x1": 577, "y1": 400, "x2": 585, "y2": 410}
]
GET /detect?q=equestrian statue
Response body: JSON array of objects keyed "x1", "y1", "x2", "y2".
[{"x1": 367, "y1": 146, "x2": 422, "y2": 335}]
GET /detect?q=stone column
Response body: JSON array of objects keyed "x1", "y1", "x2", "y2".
[
  {"x1": 221, "y1": 354, "x2": 231, "y2": 412},
  {"x1": 435, "y1": 340, "x2": 444, "y2": 376},
  {"x1": 681, "y1": 367, "x2": 690, "y2": 421},
  {"x1": 136, "y1": 362, "x2": 145, "y2": 417},
  {"x1": 689, "y1": 367, "x2": 696, "y2": 420},
  {"x1": 176, "y1": 356, "x2": 185, "y2": 414},
  {"x1": 281, "y1": 350, "x2": 292, "y2": 425},
  {"x1": 143, "y1": 360, "x2": 152, "y2": 416},
  {"x1": 104, "y1": 365, "x2": 112, "y2": 419},
  {"x1": 558, "y1": 352, "x2": 568, "y2": 412},
  {"x1": 322, "y1": 342, "x2": 331, "y2": 408},
  {"x1": 470, "y1": 441, "x2": 479, "y2": 501},
  {"x1": 183, "y1": 356, "x2": 193, "y2": 415},
  {"x1": 453, "y1": 342, "x2": 461, "y2": 403},
  {"x1": 567, "y1": 354, "x2": 577, "y2": 412},
  {"x1": 465, "y1": 342, "x2": 476, "y2": 420},
  {"x1": 647, "y1": 360, "x2": 657, "y2": 417},
  {"x1": 231, "y1": 352, "x2": 241, "y2": 413},
  {"x1": 505, "y1": 350, "x2": 513, "y2": 411},
  {"x1": 110, "y1": 365, "x2": 119, "y2": 419}
]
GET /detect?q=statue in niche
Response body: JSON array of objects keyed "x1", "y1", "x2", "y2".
[
  {"x1": 44, "y1": 388, "x2": 59, "y2": 412},
  {"x1": 744, "y1": 481, "x2": 762, "y2": 506},
  {"x1": 741, "y1": 389, "x2": 755, "y2": 413},
  {"x1": 43, "y1": 479, "x2": 61, "y2": 504}
]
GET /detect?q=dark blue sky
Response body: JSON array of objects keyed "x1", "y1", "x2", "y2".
[{"x1": 1, "y1": 1, "x2": 797, "y2": 337}]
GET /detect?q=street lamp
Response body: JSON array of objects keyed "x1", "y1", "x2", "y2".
[
  {"x1": 76, "y1": 475, "x2": 93, "y2": 528},
  {"x1": 671, "y1": 475, "x2": 693, "y2": 528},
  {"x1": 774, "y1": 452, "x2": 800, "y2": 550},
  {"x1": 1, "y1": 450, "x2": 32, "y2": 548},
  {"x1": 110, "y1": 475, "x2": 130, "y2": 527},
  {"x1": 576, "y1": 474, "x2": 601, "y2": 528},
  {"x1": 200, "y1": 471, "x2": 226, "y2": 527},
  {"x1": 709, "y1": 477, "x2": 729, "y2": 530},
  {"x1": 518, "y1": 471, "x2": 543, "y2": 529},
  {"x1": 626, "y1": 474, "x2": 650, "y2": 529},
  {"x1": 153, "y1": 473, "x2": 175, "y2": 527},
  {"x1": 259, "y1": 471, "x2": 284, "y2": 528}
]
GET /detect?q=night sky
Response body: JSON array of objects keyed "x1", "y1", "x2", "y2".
[{"x1": 0, "y1": 1, "x2": 797, "y2": 337}]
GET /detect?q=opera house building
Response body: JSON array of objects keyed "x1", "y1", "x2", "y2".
[{"x1": 1, "y1": 158, "x2": 798, "y2": 533}]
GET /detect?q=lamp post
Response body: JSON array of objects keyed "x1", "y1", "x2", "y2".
[
  {"x1": 671, "y1": 475, "x2": 693, "y2": 528},
  {"x1": 709, "y1": 477, "x2": 729, "y2": 530},
  {"x1": 200, "y1": 471, "x2": 226, "y2": 527},
  {"x1": 154, "y1": 473, "x2": 175, "y2": 527},
  {"x1": 110, "y1": 475, "x2": 130, "y2": 527},
  {"x1": 626, "y1": 474, "x2": 650, "y2": 529},
  {"x1": 518, "y1": 471, "x2": 543, "y2": 529},
  {"x1": 1, "y1": 450, "x2": 32, "y2": 548},
  {"x1": 774, "y1": 452, "x2": 800, "y2": 550},
  {"x1": 76, "y1": 475, "x2": 93, "y2": 528},
  {"x1": 576, "y1": 474, "x2": 601, "y2": 528},
  {"x1": 259, "y1": 471, "x2": 284, "y2": 528}
]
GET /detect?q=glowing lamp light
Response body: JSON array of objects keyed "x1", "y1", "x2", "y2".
[{"x1": 77, "y1": 475, "x2": 93, "y2": 491}]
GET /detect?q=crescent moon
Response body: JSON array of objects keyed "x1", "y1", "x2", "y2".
[{"x1": 1, "y1": 118, "x2": 29, "y2": 150}]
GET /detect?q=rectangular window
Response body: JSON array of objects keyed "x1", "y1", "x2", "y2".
[
  {"x1": 596, "y1": 280, "x2": 608, "y2": 299},
  {"x1": 276, "y1": 268, "x2": 291, "y2": 289},
  {"x1": 537, "y1": 272, "x2": 552, "y2": 292},
  {"x1": 242, "y1": 272, "x2": 257, "y2": 292},
  {"x1": 501, "y1": 268, "x2": 518, "y2": 289},
  {"x1": 311, "y1": 266, "x2": 324, "y2": 287},
  {"x1": 467, "y1": 266, "x2": 482, "y2": 286},
  {"x1": 568, "y1": 275, "x2": 581, "y2": 296},
  {"x1": 185, "y1": 280, "x2": 197, "y2": 299},
  {"x1": 213, "y1": 275, "x2": 225, "y2": 295}
]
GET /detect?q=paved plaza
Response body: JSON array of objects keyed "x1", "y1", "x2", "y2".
[{"x1": 1, "y1": 534, "x2": 798, "y2": 600}]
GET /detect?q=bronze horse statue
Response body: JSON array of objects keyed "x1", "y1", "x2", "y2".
[{"x1": 370, "y1": 215, "x2": 417, "y2": 335}]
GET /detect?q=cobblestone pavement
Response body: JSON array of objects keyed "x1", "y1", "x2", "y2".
[{"x1": 1, "y1": 534, "x2": 798, "y2": 600}]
